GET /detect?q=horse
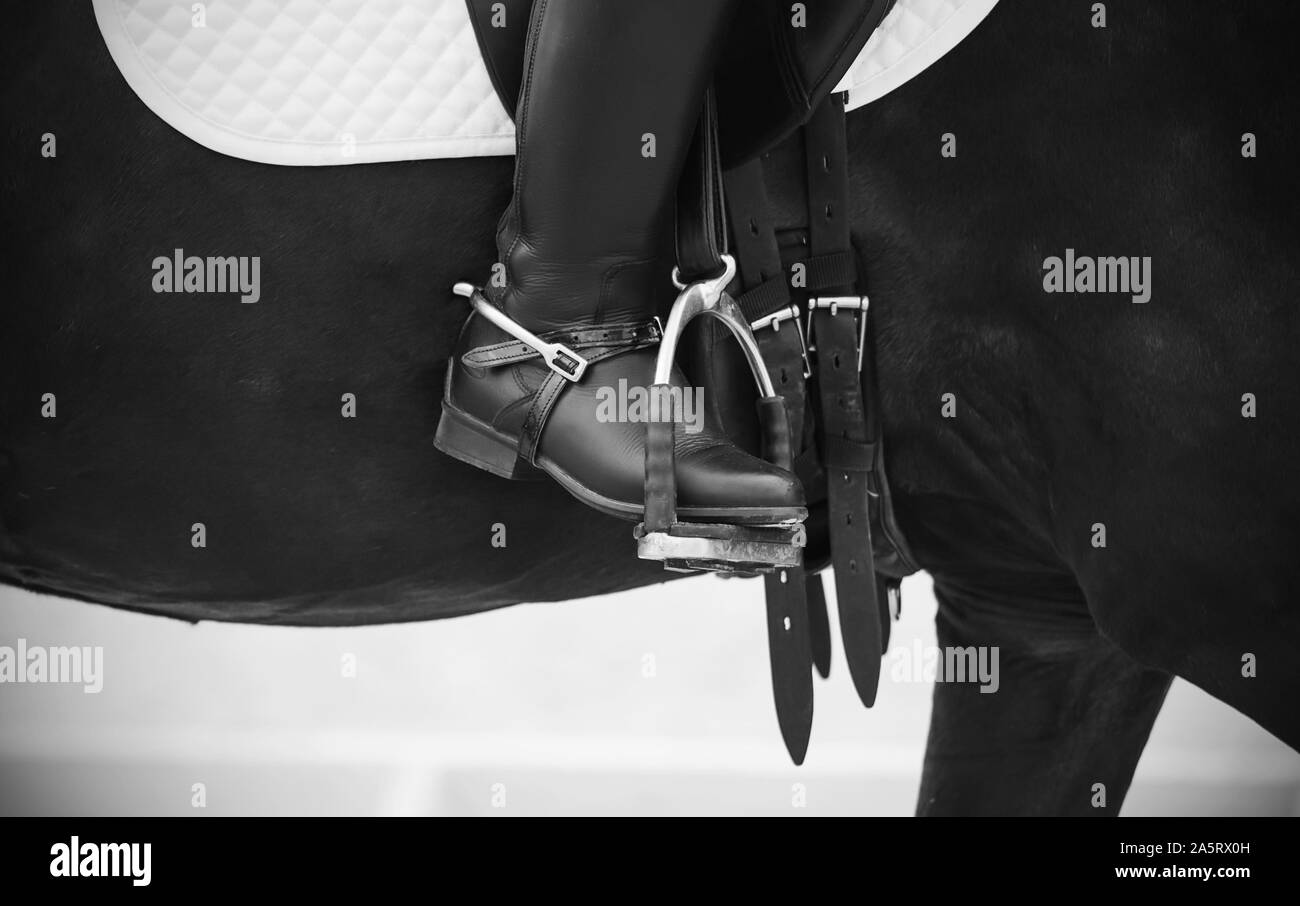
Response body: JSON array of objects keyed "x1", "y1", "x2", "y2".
[{"x1": 1, "y1": 0, "x2": 1296, "y2": 815}]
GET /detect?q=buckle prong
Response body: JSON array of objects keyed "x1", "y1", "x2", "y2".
[
  {"x1": 751, "y1": 304, "x2": 812, "y2": 378},
  {"x1": 808, "y1": 295, "x2": 869, "y2": 372}
]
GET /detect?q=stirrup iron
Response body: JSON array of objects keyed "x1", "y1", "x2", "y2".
[{"x1": 635, "y1": 255, "x2": 806, "y2": 575}]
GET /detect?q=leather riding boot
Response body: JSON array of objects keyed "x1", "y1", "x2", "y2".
[{"x1": 437, "y1": 0, "x2": 805, "y2": 524}]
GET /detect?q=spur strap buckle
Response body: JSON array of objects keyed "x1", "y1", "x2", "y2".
[
  {"x1": 545, "y1": 345, "x2": 587, "y2": 381},
  {"x1": 453, "y1": 282, "x2": 589, "y2": 382},
  {"x1": 808, "y1": 295, "x2": 869, "y2": 372},
  {"x1": 751, "y1": 304, "x2": 812, "y2": 379}
]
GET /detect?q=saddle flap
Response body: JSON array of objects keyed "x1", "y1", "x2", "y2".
[{"x1": 94, "y1": 0, "x2": 998, "y2": 167}]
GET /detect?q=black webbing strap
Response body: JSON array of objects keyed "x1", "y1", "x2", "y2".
[
  {"x1": 805, "y1": 92, "x2": 884, "y2": 709},
  {"x1": 803, "y1": 251, "x2": 858, "y2": 295}
]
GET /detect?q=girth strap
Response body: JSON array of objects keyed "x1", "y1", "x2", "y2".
[
  {"x1": 724, "y1": 160, "x2": 811, "y2": 441},
  {"x1": 806, "y1": 93, "x2": 885, "y2": 708},
  {"x1": 806, "y1": 569, "x2": 832, "y2": 679},
  {"x1": 676, "y1": 94, "x2": 814, "y2": 765},
  {"x1": 725, "y1": 157, "x2": 833, "y2": 688}
]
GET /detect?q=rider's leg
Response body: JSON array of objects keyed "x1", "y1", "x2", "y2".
[{"x1": 438, "y1": 0, "x2": 804, "y2": 523}]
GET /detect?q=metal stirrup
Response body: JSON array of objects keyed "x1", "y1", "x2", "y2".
[
  {"x1": 652, "y1": 256, "x2": 777, "y2": 399},
  {"x1": 635, "y1": 254, "x2": 804, "y2": 573}
]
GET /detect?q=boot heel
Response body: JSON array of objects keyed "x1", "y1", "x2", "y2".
[{"x1": 435, "y1": 403, "x2": 544, "y2": 481}]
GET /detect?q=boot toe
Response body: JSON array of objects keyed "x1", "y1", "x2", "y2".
[{"x1": 674, "y1": 439, "x2": 806, "y2": 517}]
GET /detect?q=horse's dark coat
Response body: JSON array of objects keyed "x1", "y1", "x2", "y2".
[{"x1": 1, "y1": 2, "x2": 1296, "y2": 813}]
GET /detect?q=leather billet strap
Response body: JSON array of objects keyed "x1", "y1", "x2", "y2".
[
  {"x1": 804, "y1": 96, "x2": 855, "y2": 293},
  {"x1": 721, "y1": 161, "x2": 782, "y2": 312},
  {"x1": 725, "y1": 156, "x2": 833, "y2": 691},
  {"x1": 720, "y1": 135, "x2": 819, "y2": 759},
  {"x1": 811, "y1": 306, "x2": 883, "y2": 706},
  {"x1": 675, "y1": 92, "x2": 814, "y2": 765},
  {"x1": 806, "y1": 569, "x2": 832, "y2": 679},
  {"x1": 802, "y1": 94, "x2": 919, "y2": 588},
  {"x1": 723, "y1": 160, "x2": 811, "y2": 438},
  {"x1": 757, "y1": 392, "x2": 813, "y2": 765},
  {"x1": 805, "y1": 92, "x2": 885, "y2": 708}
]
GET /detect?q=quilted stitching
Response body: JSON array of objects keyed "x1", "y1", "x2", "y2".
[
  {"x1": 96, "y1": 0, "x2": 992, "y2": 165},
  {"x1": 104, "y1": 0, "x2": 514, "y2": 160},
  {"x1": 834, "y1": 0, "x2": 998, "y2": 106}
]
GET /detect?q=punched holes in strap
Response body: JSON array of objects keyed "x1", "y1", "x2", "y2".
[
  {"x1": 725, "y1": 159, "x2": 812, "y2": 419},
  {"x1": 805, "y1": 94, "x2": 884, "y2": 707},
  {"x1": 727, "y1": 144, "x2": 819, "y2": 754},
  {"x1": 719, "y1": 141, "x2": 815, "y2": 764},
  {"x1": 463, "y1": 322, "x2": 662, "y2": 369}
]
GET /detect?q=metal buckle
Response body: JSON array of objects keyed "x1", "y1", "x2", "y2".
[
  {"x1": 544, "y1": 345, "x2": 588, "y2": 381},
  {"x1": 453, "y1": 282, "x2": 590, "y2": 382},
  {"x1": 808, "y1": 295, "x2": 868, "y2": 372},
  {"x1": 751, "y1": 304, "x2": 812, "y2": 379}
]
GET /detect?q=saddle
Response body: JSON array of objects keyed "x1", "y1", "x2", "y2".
[
  {"x1": 83, "y1": 0, "x2": 994, "y2": 762},
  {"x1": 469, "y1": 0, "x2": 920, "y2": 763},
  {"x1": 93, "y1": 0, "x2": 997, "y2": 166}
]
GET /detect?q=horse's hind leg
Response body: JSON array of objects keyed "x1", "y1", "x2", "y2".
[{"x1": 916, "y1": 580, "x2": 1172, "y2": 816}]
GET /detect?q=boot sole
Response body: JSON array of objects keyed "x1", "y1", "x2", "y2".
[{"x1": 435, "y1": 401, "x2": 806, "y2": 526}]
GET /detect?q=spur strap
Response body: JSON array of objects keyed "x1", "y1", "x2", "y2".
[
  {"x1": 456, "y1": 284, "x2": 662, "y2": 466},
  {"x1": 462, "y1": 323, "x2": 662, "y2": 369}
]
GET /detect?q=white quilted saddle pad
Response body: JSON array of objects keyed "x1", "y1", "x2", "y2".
[{"x1": 93, "y1": 0, "x2": 997, "y2": 166}]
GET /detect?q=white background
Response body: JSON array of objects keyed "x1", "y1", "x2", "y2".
[{"x1": 1, "y1": 574, "x2": 1296, "y2": 816}]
